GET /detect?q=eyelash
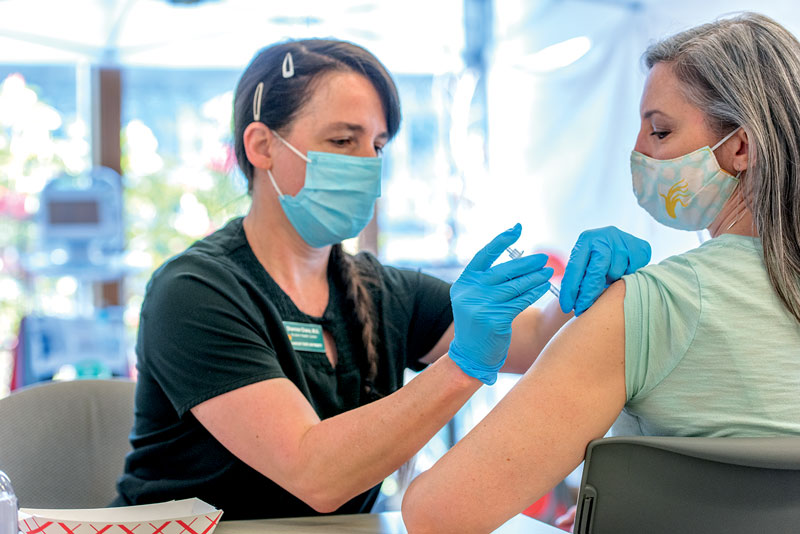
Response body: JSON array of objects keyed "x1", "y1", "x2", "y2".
[
  {"x1": 650, "y1": 130, "x2": 670, "y2": 140},
  {"x1": 330, "y1": 138, "x2": 385, "y2": 155}
]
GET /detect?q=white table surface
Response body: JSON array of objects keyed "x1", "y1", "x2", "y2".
[{"x1": 215, "y1": 511, "x2": 563, "y2": 534}]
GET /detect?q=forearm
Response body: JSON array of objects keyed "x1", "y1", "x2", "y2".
[
  {"x1": 503, "y1": 298, "x2": 572, "y2": 374},
  {"x1": 294, "y1": 355, "x2": 481, "y2": 511}
]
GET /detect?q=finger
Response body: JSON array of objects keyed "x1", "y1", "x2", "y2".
[
  {"x1": 482, "y1": 253, "x2": 549, "y2": 285},
  {"x1": 505, "y1": 281, "x2": 552, "y2": 314},
  {"x1": 465, "y1": 223, "x2": 522, "y2": 272},
  {"x1": 574, "y1": 250, "x2": 609, "y2": 315},
  {"x1": 624, "y1": 235, "x2": 652, "y2": 274},
  {"x1": 492, "y1": 267, "x2": 554, "y2": 303},
  {"x1": 560, "y1": 234, "x2": 593, "y2": 313},
  {"x1": 606, "y1": 244, "x2": 629, "y2": 282}
]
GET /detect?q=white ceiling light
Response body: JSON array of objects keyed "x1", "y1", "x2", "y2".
[{"x1": 518, "y1": 36, "x2": 592, "y2": 73}]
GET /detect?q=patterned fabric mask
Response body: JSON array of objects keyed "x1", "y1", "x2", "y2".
[{"x1": 631, "y1": 127, "x2": 741, "y2": 230}]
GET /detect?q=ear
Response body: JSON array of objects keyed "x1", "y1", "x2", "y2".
[
  {"x1": 731, "y1": 128, "x2": 749, "y2": 173},
  {"x1": 243, "y1": 122, "x2": 275, "y2": 171}
]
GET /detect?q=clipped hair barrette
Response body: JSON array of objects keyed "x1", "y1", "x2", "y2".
[
  {"x1": 282, "y1": 52, "x2": 295, "y2": 78},
  {"x1": 252, "y1": 81, "x2": 264, "y2": 121}
]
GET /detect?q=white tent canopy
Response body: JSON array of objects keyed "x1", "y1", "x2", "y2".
[
  {"x1": 2, "y1": 0, "x2": 799, "y2": 262},
  {"x1": 0, "y1": 0, "x2": 465, "y2": 73}
]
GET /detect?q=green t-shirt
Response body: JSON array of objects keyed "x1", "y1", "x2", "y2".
[
  {"x1": 615, "y1": 233, "x2": 800, "y2": 437},
  {"x1": 114, "y1": 218, "x2": 453, "y2": 519}
]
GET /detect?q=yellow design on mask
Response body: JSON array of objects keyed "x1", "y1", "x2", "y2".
[{"x1": 660, "y1": 180, "x2": 691, "y2": 218}]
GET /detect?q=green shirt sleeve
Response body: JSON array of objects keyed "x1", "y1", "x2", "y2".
[{"x1": 622, "y1": 254, "x2": 702, "y2": 402}]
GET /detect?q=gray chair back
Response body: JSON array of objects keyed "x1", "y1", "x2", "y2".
[
  {"x1": 0, "y1": 379, "x2": 135, "y2": 508},
  {"x1": 574, "y1": 435, "x2": 800, "y2": 534}
]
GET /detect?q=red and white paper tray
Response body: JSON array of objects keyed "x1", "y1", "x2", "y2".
[{"x1": 18, "y1": 498, "x2": 223, "y2": 534}]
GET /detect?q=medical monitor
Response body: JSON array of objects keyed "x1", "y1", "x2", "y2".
[
  {"x1": 39, "y1": 167, "x2": 123, "y2": 248},
  {"x1": 48, "y1": 200, "x2": 100, "y2": 225}
]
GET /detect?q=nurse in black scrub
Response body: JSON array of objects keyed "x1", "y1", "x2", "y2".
[{"x1": 114, "y1": 38, "x2": 650, "y2": 519}]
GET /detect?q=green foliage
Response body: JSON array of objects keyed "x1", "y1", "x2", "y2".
[
  {"x1": 0, "y1": 74, "x2": 68, "y2": 353},
  {"x1": 122, "y1": 157, "x2": 250, "y2": 269}
]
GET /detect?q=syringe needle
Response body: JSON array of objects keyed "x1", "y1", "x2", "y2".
[
  {"x1": 507, "y1": 247, "x2": 560, "y2": 300},
  {"x1": 549, "y1": 283, "x2": 560, "y2": 299}
]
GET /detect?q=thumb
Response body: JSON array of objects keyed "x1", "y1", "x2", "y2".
[{"x1": 465, "y1": 223, "x2": 522, "y2": 272}]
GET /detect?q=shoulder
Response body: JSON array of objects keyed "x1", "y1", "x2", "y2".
[
  {"x1": 342, "y1": 252, "x2": 452, "y2": 334},
  {"x1": 143, "y1": 219, "x2": 250, "y2": 309},
  {"x1": 629, "y1": 248, "x2": 699, "y2": 284},
  {"x1": 343, "y1": 250, "x2": 413, "y2": 296},
  {"x1": 148, "y1": 247, "x2": 234, "y2": 295},
  {"x1": 621, "y1": 244, "x2": 709, "y2": 329},
  {"x1": 622, "y1": 246, "x2": 701, "y2": 312},
  {"x1": 682, "y1": 234, "x2": 764, "y2": 281},
  {"x1": 182, "y1": 216, "x2": 250, "y2": 262},
  {"x1": 623, "y1": 235, "x2": 761, "y2": 306}
]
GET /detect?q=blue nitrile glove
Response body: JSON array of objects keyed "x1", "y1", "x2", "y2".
[
  {"x1": 560, "y1": 226, "x2": 651, "y2": 316},
  {"x1": 449, "y1": 224, "x2": 554, "y2": 385}
]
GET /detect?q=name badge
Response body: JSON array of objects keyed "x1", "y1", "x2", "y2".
[{"x1": 282, "y1": 321, "x2": 326, "y2": 353}]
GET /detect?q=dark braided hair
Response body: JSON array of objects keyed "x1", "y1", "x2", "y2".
[
  {"x1": 331, "y1": 244, "x2": 381, "y2": 395},
  {"x1": 233, "y1": 39, "x2": 401, "y2": 394}
]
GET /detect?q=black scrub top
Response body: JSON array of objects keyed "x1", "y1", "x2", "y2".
[{"x1": 114, "y1": 217, "x2": 453, "y2": 519}]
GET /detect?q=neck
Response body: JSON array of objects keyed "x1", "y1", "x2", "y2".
[
  {"x1": 243, "y1": 186, "x2": 330, "y2": 296},
  {"x1": 707, "y1": 187, "x2": 757, "y2": 238}
]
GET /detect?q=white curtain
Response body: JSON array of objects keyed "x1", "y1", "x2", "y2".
[{"x1": 480, "y1": 0, "x2": 800, "y2": 265}]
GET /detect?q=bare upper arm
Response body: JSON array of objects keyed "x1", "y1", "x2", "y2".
[
  {"x1": 190, "y1": 378, "x2": 320, "y2": 494},
  {"x1": 403, "y1": 281, "x2": 628, "y2": 533}
]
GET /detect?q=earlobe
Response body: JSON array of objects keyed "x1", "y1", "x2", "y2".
[{"x1": 243, "y1": 122, "x2": 274, "y2": 171}]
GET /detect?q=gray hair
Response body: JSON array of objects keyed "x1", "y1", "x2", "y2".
[{"x1": 644, "y1": 12, "x2": 800, "y2": 324}]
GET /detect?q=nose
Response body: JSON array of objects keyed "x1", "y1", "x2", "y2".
[
  {"x1": 633, "y1": 127, "x2": 650, "y2": 157},
  {"x1": 357, "y1": 144, "x2": 380, "y2": 158}
]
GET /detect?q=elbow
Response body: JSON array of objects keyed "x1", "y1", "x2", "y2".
[
  {"x1": 305, "y1": 496, "x2": 343, "y2": 515},
  {"x1": 294, "y1": 484, "x2": 347, "y2": 514},
  {"x1": 278, "y1": 437, "x2": 358, "y2": 513},
  {"x1": 291, "y1": 475, "x2": 351, "y2": 514},
  {"x1": 403, "y1": 472, "x2": 469, "y2": 534},
  {"x1": 401, "y1": 477, "x2": 440, "y2": 534}
]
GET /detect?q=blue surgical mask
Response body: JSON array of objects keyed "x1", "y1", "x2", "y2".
[
  {"x1": 267, "y1": 131, "x2": 382, "y2": 248},
  {"x1": 631, "y1": 127, "x2": 741, "y2": 231}
]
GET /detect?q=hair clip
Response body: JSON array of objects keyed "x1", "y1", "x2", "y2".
[
  {"x1": 282, "y1": 52, "x2": 295, "y2": 78},
  {"x1": 253, "y1": 81, "x2": 264, "y2": 121}
]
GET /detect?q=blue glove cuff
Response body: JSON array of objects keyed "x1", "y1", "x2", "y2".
[{"x1": 448, "y1": 341, "x2": 504, "y2": 386}]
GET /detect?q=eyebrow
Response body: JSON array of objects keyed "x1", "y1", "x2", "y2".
[
  {"x1": 642, "y1": 109, "x2": 671, "y2": 120},
  {"x1": 323, "y1": 122, "x2": 389, "y2": 140}
]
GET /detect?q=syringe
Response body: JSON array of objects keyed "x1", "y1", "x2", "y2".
[{"x1": 506, "y1": 247, "x2": 560, "y2": 299}]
